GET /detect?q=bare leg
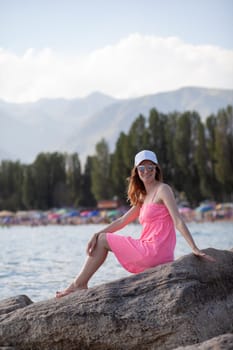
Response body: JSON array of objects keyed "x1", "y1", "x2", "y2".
[{"x1": 56, "y1": 233, "x2": 110, "y2": 298}]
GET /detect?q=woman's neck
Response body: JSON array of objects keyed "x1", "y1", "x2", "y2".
[
  {"x1": 142, "y1": 181, "x2": 160, "y2": 204},
  {"x1": 144, "y1": 181, "x2": 159, "y2": 195}
]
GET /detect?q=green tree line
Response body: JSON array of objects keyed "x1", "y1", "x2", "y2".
[{"x1": 0, "y1": 106, "x2": 232, "y2": 211}]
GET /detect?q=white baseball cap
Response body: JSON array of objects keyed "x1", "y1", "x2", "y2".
[{"x1": 134, "y1": 150, "x2": 158, "y2": 167}]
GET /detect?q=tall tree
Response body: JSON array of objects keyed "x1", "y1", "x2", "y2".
[
  {"x1": 173, "y1": 112, "x2": 200, "y2": 203},
  {"x1": 127, "y1": 114, "x2": 148, "y2": 156},
  {"x1": 79, "y1": 156, "x2": 96, "y2": 207},
  {"x1": 48, "y1": 152, "x2": 67, "y2": 207},
  {"x1": 193, "y1": 117, "x2": 210, "y2": 198},
  {"x1": 111, "y1": 132, "x2": 131, "y2": 203},
  {"x1": 163, "y1": 113, "x2": 178, "y2": 184},
  {"x1": 22, "y1": 165, "x2": 36, "y2": 209},
  {"x1": 147, "y1": 109, "x2": 168, "y2": 176},
  {"x1": 214, "y1": 106, "x2": 233, "y2": 200},
  {"x1": 32, "y1": 152, "x2": 67, "y2": 209},
  {"x1": 66, "y1": 153, "x2": 82, "y2": 207},
  {"x1": 0, "y1": 160, "x2": 24, "y2": 210},
  {"x1": 91, "y1": 139, "x2": 111, "y2": 201}
]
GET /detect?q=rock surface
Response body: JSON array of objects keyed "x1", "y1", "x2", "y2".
[
  {"x1": 0, "y1": 295, "x2": 32, "y2": 316},
  {"x1": 174, "y1": 333, "x2": 233, "y2": 349},
  {"x1": 0, "y1": 248, "x2": 232, "y2": 350}
]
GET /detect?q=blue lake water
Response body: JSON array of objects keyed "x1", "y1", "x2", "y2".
[{"x1": 0, "y1": 222, "x2": 232, "y2": 302}]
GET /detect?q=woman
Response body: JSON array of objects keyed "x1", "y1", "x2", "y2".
[{"x1": 56, "y1": 150, "x2": 213, "y2": 298}]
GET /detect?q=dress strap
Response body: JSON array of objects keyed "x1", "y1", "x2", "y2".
[
  {"x1": 151, "y1": 187, "x2": 158, "y2": 203},
  {"x1": 151, "y1": 184, "x2": 162, "y2": 203}
]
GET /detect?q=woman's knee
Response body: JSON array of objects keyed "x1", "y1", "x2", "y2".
[{"x1": 98, "y1": 232, "x2": 111, "y2": 250}]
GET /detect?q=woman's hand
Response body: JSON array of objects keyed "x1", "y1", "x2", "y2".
[
  {"x1": 192, "y1": 247, "x2": 216, "y2": 262},
  {"x1": 86, "y1": 233, "x2": 99, "y2": 256}
]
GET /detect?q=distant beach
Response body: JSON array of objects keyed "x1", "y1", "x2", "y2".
[{"x1": 0, "y1": 202, "x2": 232, "y2": 227}]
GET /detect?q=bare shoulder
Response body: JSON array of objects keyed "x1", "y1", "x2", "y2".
[
  {"x1": 157, "y1": 183, "x2": 175, "y2": 202},
  {"x1": 158, "y1": 183, "x2": 173, "y2": 194}
]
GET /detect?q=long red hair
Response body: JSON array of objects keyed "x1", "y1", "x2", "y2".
[{"x1": 127, "y1": 164, "x2": 163, "y2": 206}]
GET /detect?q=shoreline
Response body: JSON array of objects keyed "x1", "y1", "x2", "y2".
[
  {"x1": 1, "y1": 204, "x2": 233, "y2": 227},
  {"x1": 1, "y1": 216, "x2": 233, "y2": 228}
]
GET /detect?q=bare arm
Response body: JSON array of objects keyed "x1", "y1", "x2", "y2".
[
  {"x1": 158, "y1": 184, "x2": 214, "y2": 260},
  {"x1": 95, "y1": 205, "x2": 141, "y2": 236},
  {"x1": 86, "y1": 205, "x2": 141, "y2": 255}
]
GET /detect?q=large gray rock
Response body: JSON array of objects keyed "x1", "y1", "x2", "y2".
[{"x1": 0, "y1": 248, "x2": 232, "y2": 350}]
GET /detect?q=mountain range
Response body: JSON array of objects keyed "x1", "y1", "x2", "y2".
[{"x1": 0, "y1": 86, "x2": 233, "y2": 164}]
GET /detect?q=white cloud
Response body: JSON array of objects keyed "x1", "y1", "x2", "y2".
[{"x1": 0, "y1": 34, "x2": 232, "y2": 102}]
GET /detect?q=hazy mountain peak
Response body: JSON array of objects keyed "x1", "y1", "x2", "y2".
[{"x1": 1, "y1": 87, "x2": 232, "y2": 164}]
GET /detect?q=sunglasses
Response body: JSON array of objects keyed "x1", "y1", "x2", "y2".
[{"x1": 137, "y1": 165, "x2": 156, "y2": 173}]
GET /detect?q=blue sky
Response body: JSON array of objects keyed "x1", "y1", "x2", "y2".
[{"x1": 0, "y1": 0, "x2": 232, "y2": 102}]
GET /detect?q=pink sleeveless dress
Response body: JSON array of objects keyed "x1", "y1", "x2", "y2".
[{"x1": 106, "y1": 203, "x2": 176, "y2": 273}]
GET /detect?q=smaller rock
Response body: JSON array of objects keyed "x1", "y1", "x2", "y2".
[{"x1": 0, "y1": 295, "x2": 33, "y2": 316}]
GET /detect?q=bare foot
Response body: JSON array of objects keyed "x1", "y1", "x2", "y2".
[{"x1": 55, "y1": 282, "x2": 87, "y2": 298}]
